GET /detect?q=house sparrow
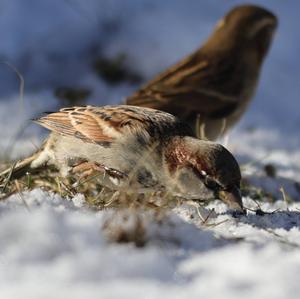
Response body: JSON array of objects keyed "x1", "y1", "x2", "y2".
[
  {"x1": 0, "y1": 105, "x2": 243, "y2": 212},
  {"x1": 126, "y1": 5, "x2": 277, "y2": 140}
]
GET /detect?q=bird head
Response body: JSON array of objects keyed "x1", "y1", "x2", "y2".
[
  {"x1": 165, "y1": 136, "x2": 243, "y2": 212},
  {"x1": 206, "y1": 5, "x2": 278, "y2": 64}
]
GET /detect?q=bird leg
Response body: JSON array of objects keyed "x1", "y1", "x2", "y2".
[
  {"x1": 72, "y1": 161, "x2": 104, "y2": 179},
  {"x1": 72, "y1": 161, "x2": 127, "y2": 181}
]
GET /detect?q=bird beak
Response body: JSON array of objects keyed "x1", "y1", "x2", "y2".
[{"x1": 218, "y1": 186, "x2": 245, "y2": 213}]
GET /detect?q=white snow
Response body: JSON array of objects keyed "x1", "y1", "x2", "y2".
[
  {"x1": 0, "y1": 1, "x2": 300, "y2": 298},
  {"x1": 1, "y1": 191, "x2": 300, "y2": 299}
]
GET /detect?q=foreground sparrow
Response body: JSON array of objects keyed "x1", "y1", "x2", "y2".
[
  {"x1": 1, "y1": 105, "x2": 243, "y2": 211},
  {"x1": 126, "y1": 5, "x2": 277, "y2": 140}
]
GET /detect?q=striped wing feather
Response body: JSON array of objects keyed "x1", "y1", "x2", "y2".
[
  {"x1": 34, "y1": 105, "x2": 168, "y2": 144},
  {"x1": 126, "y1": 52, "x2": 240, "y2": 117}
]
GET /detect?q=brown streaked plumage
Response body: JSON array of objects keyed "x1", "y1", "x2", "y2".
[
  {"x1": 126, "y1": 5, "x2": 277, "y2": 140},
  {"x1": 1, "y1": 105, "x2": 243, "y2": 211}
]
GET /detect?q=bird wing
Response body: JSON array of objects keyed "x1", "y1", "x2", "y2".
[
  {"x1": 126, "y1": 51, "x2": 241, "y2": 117},
  {"x1": 34, "y1": 105, "x2": 186, "y2": 145}
]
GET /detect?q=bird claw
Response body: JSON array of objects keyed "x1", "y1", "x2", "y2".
[{"x1": 102, "y1": 165, "x2": 128, "y2": 179}]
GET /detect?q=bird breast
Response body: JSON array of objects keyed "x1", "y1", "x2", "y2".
[{"x1": 46, "y1": 133, "x2": 165, "y2": 192}]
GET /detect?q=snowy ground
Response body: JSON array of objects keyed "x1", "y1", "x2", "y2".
[{"x1": 0, "y1": 1, "x2": 300, "y2": 298}]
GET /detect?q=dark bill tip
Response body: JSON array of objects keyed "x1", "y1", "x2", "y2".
[{"x1": 218, "y1": 186, "x2": 245, "y2": 213}]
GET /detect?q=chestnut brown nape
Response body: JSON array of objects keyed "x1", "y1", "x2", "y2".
[{"x1": 165, "y1": 137, "x2": 241, "y2": 188}]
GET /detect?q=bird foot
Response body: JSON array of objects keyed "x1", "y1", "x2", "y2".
[
  {"x1": 72, "y1": 161, "x2": 104, "y2": 179},
  {"x1": 72, "y1": 161, "x2": 127, "y2": 181}
]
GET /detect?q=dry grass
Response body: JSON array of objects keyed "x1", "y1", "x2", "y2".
[
  {"x1": 1, "y1": 159, "x2": 296, "y2": 248},
  {"x1": 0, "y1": 160, "x2": 179, "y2": 246},
  {"x1": 0, "y1": 160, "x2": 182, "y2": 209},
  {"x1": 0, "y1": 148, "x2": 293, "y2": 247}
]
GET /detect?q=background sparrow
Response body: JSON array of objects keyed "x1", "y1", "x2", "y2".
[
  {"x1": 126, "y1": 4, "x2": 277, "y2": 140},
  {"x1": 1, "y1": 105, "x2": 243, "y2": 211}
]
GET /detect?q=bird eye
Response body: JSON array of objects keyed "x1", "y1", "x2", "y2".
[
  {"x1": 204, "y1": 176, "x2": 220, "y2": 190},
  {"x1": 191, "y1": 167, "x2": 221, "y2": 191}
]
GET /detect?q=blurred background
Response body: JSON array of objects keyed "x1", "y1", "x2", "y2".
[{"x1": 0, "y1": 0, "x2": 299, "y2": 158}]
